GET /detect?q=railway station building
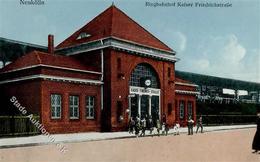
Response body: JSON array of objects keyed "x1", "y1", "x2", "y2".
[{"x1": 0, "y1": 5, "x2": 198, "y2": 133}]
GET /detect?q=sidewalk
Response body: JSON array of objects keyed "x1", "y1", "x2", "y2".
[{"x1": 0, "y1": 124, "x2": 256, "y2": 149}]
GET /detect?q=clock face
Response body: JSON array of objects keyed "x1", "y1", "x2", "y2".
[{"x1": 145, "y1": 79, "x2": 151, "y2": 86}]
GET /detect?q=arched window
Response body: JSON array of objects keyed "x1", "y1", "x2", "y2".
[{"x1": 129, "y1": 63, "x2": 160, "y2": 88}]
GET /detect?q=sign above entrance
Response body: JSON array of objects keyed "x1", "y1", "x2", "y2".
[{"x1": 129, "y1": 86, "x2": 160, "y2": 96}]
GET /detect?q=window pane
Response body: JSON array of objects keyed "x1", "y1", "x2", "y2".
[
  {"x1": 86, "y1": 109, "x2": 89, "y2": 117},
  {"x1": 180, "y1": 101, "x2": 184, "y2": 119},
  {"x1": 74, "y1": 97, "x2": 78, "y2": 105},
  {"x1": 90, "y1": 108, "x2": 94, "y2": 117},
  {"x1": 74, "y1": 107, "x2": 78, "y2": 117},
  {"x1": 51, "y1": 96, "x2": 55, "y2": 105},
  {"x1": 90, "y1": 97, "x2": 94, "y2": 105},
  {"x1": 57, "y1": 96, "x2": 61, "y2": 105},
  {"x1": 86, "y1": 96, "x2": 95, "y2": 118},
  {"x1": 57, "y1": 107, "x2": 61, "y2": 117},
  {"x1": 51, "y1": 94, "x2": 61, "y2": 118},
  {"x1": 51, "y1": 106, "x2": 55, "y2": 117},
  {"x1": 69, "y1": 96, "x2": 73, "y2": 105},
  {"x1": 129, "y1": 64, "x2": 159, "y2": 88},
  {"x1": 70, "y1": 106, "x2": 73, "y2": 117}
]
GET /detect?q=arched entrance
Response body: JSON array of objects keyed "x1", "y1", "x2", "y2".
[{"x1": 129, "y1": 63, "x2": 160, "y2": 123}]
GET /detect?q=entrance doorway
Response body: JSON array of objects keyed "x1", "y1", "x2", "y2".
[
  {"x1": 129, "y1": 86, "x2": 160, "y2": 122},
  {"x1": 129, "y1": 63, "x2": 160, "y2": 122}
]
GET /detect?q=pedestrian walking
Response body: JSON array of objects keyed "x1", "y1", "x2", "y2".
[
  {"x1": 156, "y1": 118, "x2": 161, "y2": 136},
  {"x1": 129, "y1": 117, "x2": 135, "y2": 134},
  {"x1": 173, "y1": 122, "x2": 180, "y2": 135},
  {"x1": 196, "y1": 116, "x2": 203, "y2": 133},
  {"x1": 162, "y1": 114, "x2": 169, "y2": 136},
  {"x1": 140, "y1": 117, "x2": 146, "y2": 137},
  {"x1": 135, "y1": 115, "x2": 141, "y2": 137},
  {"x1": 147, "y1": 115, "x2": 154, "y2": 135},
  {"x1": 252, "y1": 112, "x2": 260, "y2": 153},
  {"x1": 187, "y1": 116, "x2": 194, "y2": 135}
]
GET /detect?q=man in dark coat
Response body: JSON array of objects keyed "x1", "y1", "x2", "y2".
[
  {"x1": 147, "y1": 115, "x2": 154, "y2": 135},
  {"x1": 252, "y1": 113, "x2": 260, "y2": 153},
  {"x1": 187, "y1": 116, "x2": 194, "y2": 135}
]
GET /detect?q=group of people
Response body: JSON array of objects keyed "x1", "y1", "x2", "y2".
[
  {"x1": 187, "y1": 115, "x2": 203, "y2": 135},
  {"x1": 129, "y1": 112, "x2": 260, "y2": 154},
  {"x1": 129, "y1": 114, "x2": 204, "y2": 137},
  {"x1": 128, "y1": 114, "x2": 171, "y2": 137}
]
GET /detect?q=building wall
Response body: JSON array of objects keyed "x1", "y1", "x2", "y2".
[
  {"x1": 103, "y1": 49, "x2": 176, "y2": 131},
  {"x1": 40, "y1": 80, "x2": 101, "y2": 133},
  {"x1": 0, "y1": 48, "x2": 197, "y2": 134},
  {"x1": 0, "y1": 80, "x2": 41, "y2": 115},
  {"x1": 175, "y1": 93, "x2": 196, "y2": 126}
]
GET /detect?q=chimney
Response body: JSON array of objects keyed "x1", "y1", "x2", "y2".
[{"x1": 48, "y1": 34, "x2": 54, "y2": 54}]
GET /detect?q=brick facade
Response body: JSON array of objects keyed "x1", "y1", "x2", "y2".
[{"x1": 0, "y1": 5, "x2": 197, "y2": 134}]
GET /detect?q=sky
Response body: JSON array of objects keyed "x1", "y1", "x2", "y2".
[{"x1": 0, "y1": 0, "x2": 259, "y2": 83}]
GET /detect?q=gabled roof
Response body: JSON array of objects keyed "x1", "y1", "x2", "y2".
[
  {"x1": 0, "y1": 51, "x2": 95, "y2": 73},
  {"x1": 56, "y1": 5, "x2": 172, "y2": 52}
]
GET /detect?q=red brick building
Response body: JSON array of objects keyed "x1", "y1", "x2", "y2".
[{"x1": 0, "y1": 5, "x2": 197, "y2": 133}]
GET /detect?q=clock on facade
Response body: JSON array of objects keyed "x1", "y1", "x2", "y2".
[{"x1": 145, "y1": 79, "x2": 151, "y2": 87}]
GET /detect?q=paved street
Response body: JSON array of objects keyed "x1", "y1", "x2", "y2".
[
  {"x1": 0, "y1": 127, "x2": 259, "y2": 162},
  {"x1": 0, "y1": 125, "x2": 255, "y2": 148}
]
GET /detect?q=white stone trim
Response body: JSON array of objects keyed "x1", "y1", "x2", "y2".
[
  {"x1": 1, "y1": 64, "x2": 102, "y2": 75},
  {"x1": 111, "y1": 41, "x2": 177, "y2": 62},
  {"x1": 175, "y1": 90, "x2": 200, "y2": 95},
  {"x1": 65, "y1": 45, "x2": 110, "y2": 56},
  {"x1": 57, "y1": 37, "x2": 179, "y2": 62},
  {"x1": 0, "y1": 74, "x2": 103, "y2": 85},
  {"x1": 55, "y1": 37, "x2": 109, "y2": 51},
  {"x1": 56, "y1": 36, "x2": 174, "y2": 54},
  {"x1": 110, "y1": 36, "x2": 175, "y2": 54},
  {"x1": 175, "y1": 81, "x2": 198, "y2": 87}
]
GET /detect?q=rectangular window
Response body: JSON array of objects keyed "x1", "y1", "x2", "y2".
[
  {"x1": 179, "y1": 100, "x2": 185, "y2": 119},
  {"x1": 168, "y1": 103, "x2": 172, "y2": 115},
  {"x1": 168, "y1": 67, "x2": 171, "y2": 78},
  {"x1": 51, "y1": 94, "x2": 61, "y2": 119},
  {"x1": 86, "y1": 96, "x2": 95, "y2": 119},
  {"x1": 117, "y1": 101, "x2": 123, "y2": 122},
  {"x1": 188, "y1": 101, "x2": 193, "y2": 117},
  {"x1": 69, "y1": 95, "x2": 79, "y2": 119},
  {"x1": 117, "y1": 58, "x2": 121, "y2": 71}
]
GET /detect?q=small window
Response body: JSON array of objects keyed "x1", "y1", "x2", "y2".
[
  {"x1": 76, "y1": 32, "x2": 91, "y2": 40},
  {"x1": 168, "y1": 103, "x2": 172, "y2": 115},
  {"x1": 51, "y1": 94, "x2": 61, "y2": 119},
  {"x1": 117, "y1": 101, "x2": 123, "y2": 122},
  {"x1": 179, "y1": 100, "x2": 185, "y2": 119},
  {"x1": 69, "y1": 95, "x2": 79, "y2": 119},
  {"x1": 86, "y1": 96, "x2": 95, "y2": 119},
  {"x1": 117, "y1": 58, "x2": 121, "y2": 71},
  {"x1": 168, "y1": 67, "x2": 171, "y2": 78},
  {"x1": 188, "y1": 101, "x2": 193, "y2": 117}
]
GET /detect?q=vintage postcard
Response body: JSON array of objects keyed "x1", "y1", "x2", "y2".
[{"x1": 0, "y1": 0, "x2": 259, "y2": 161}]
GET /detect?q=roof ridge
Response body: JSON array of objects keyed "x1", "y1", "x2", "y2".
[
  {"x1": 110, "y1": 6, "x2": 173, "y2": 52},
  {"x1": 110, "y1": 5, "x2": 114, "y2": 36},
  {"x1": 56, "y1": 5, "x2": 173, "y2": 51},
  {"x1": 56, "y1": 6, "x2": 114, "y2": 49}
]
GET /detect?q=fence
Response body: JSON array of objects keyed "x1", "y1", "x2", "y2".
[
  {"x1": 0, "y1": 115, "x2": 40, "y2": 137},
  {"x1": 199, "y1": 115, "x2": 257, "y2": 126}
]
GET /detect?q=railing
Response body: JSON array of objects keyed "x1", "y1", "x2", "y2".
[
  {"x1": 0, "y1": 115, "x2": 40, "y2": 137},
  {"x1": 199, "y1": 115, "x2": 257, "y2": 126}
]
